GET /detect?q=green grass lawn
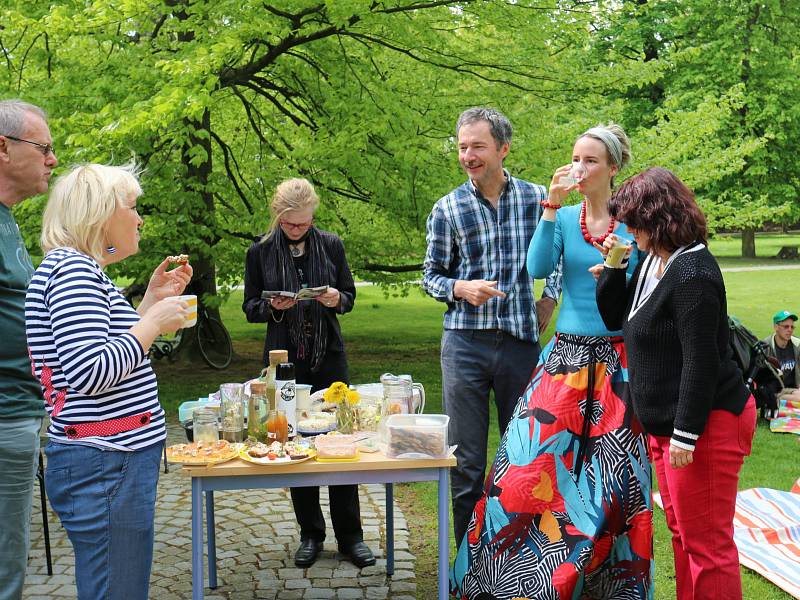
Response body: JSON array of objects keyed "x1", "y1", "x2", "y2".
[
  {"x1": 711, "y1": 231, "x2": 800, "y2": 268},
  {"x1": 152, "y1": 240, "x2": 800, "y2": 600}
]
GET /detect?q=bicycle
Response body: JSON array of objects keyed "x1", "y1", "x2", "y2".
[
  {"x1": 194, "y1": 300, "x2": 233, "y2": 370},
  {"x1": 124, "y1": 283, "x2": 233, "y2": 370}
]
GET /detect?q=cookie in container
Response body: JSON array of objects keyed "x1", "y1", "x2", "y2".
[{"x1": 384, "y1": 414, "x2": 449, "y2": 459}]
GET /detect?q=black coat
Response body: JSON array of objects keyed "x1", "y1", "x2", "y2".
[{"x1": 242, "y1": 228, "x2": 356, "y2": 366}]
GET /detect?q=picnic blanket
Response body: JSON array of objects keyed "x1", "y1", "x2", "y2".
[
  {"x1": 653, "y1": 487, "x2": 800, "y2": 599},
  {"x1": 770, "y1": 397, "x2": 800, "y2": 435}
]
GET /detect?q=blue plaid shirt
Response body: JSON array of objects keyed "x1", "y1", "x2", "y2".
[{"x1": 422, "y1": 172, "x2": 562, "y2": 343}]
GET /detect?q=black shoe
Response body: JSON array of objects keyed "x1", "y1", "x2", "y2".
[
  {"x1": 338, "y1": 541, "x2": 376, "y2": 568},
  {"x1": 294, "y1": 539, "x2": 323, "y2": 567}
]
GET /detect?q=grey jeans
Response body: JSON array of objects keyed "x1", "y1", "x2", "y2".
[
  {"x1": 440, "y1": 329, "x2": 540, "y2": 545},
  {"x1": 0, "y1": 417, "x2": 42, "y2": 600}
]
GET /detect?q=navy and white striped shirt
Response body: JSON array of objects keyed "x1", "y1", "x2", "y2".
[
  {"x1": 422, "y1": 173, "x2": 562, "y2": 343},
  {"x1": 25, "y1": 248, "x2": 165, "y2": 451}
]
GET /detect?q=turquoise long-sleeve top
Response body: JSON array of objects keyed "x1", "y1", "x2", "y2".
[{"x1": 527, "y1": 202, "x2": 639, "y2": 336}]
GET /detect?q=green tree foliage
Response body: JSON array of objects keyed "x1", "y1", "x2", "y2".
[
  {"x1": 586, "y1": 0, "x2": 800, "y2": 254},
  {"x1": 0, "y1": 0, "x2": 588, "y2": 296}
]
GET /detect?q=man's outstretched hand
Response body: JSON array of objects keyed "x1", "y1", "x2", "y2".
[{"x1": 453, "y1": 280, "x2": 506, "y2": 307}]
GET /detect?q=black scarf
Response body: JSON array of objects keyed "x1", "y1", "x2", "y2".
[{"x1": 270, "y1": 227, "x2": 329, "y2": 372}]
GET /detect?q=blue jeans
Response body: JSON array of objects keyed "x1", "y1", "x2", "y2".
[
  {"x1": 0, "y1": 417, "x2": 41, "y2": 600},
  {"x1": 45, "y1": 441, "x2": 162, "y2": 600},
  {"x1": 440, "y1": 329, "x2": 540, "y2": 544}
]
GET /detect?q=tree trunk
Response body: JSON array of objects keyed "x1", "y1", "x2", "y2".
[
  {"x1": 176, "y1": 107, "x2": 225, "y2": 365},
  {"x1": 741, "y1": 228, "x2": 756, "y2": 258}
]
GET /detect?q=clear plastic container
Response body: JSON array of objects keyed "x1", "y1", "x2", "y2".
[
  {"x1": 384, "y1": 414, "x2": 449, "y2": 459},
  {"x1": 314, "y1": 434, "x2": 358, "y2": 460}
]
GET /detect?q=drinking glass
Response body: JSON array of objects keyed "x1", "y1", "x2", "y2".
[
  {"x1": 220, "y1": 382, "x2": 245, "y2": 443},
  {"x1": 560, "y1": 162, "x2": 588, "y2": 186}
]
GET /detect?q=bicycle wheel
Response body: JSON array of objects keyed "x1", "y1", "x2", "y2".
[{"x1": 197, "y1": 315, "x2": 233, "y2": 370}]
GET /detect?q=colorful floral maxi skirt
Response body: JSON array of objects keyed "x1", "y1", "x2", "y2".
[{"x1": 451, "y1": 334, "x2": 653, "y2": 600}]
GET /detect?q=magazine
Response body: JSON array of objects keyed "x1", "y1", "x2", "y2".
[{"x1": 261, "y1": 285, "x2": 328, "y2": 301}]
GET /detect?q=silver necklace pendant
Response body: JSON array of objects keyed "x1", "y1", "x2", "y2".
[{"x1": 290, "y1": 244, "x2": 303, "y2": 257}]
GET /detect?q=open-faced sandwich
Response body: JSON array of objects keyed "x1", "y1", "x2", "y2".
[
  {"x1": 283, "y1": 441, "x2": 310, "y2": 460},
  {"x1": 246, "y1": 440, "x2": 285, "y2": 460},
  {"x1": 167, "y1": 254, "x2": 190, "y2": 266}
]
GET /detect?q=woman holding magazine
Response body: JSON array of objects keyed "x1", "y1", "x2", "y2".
[{"x1": 242, "y1": 177, "x2": 374, "y2": 570}]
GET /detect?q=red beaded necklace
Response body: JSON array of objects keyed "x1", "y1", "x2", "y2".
[{"x1": 579, "y1": 201, "x2": 615, "y2": 245}]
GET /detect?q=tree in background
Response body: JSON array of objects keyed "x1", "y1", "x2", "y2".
[
  {"x1": 3, "y1": 0, "x2": 798, "y2": 363},
  {"x1": 586, "y1": 0, "x2": 800, "y2": 255}
]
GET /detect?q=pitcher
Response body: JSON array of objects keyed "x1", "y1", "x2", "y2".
[{"x1": 380, "y1": 373, "x2": 425, "y2": 416}]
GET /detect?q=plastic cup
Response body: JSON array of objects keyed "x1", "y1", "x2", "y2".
[
  {"x1": 560, "y1": 163, "x2": 588, "y2": 186},
  {"x1": 177, "y1": 294, "x2": 198, "y2": 327},
  {"x1": 606, "y1": 238, "x2": 631, "y2": 268}
]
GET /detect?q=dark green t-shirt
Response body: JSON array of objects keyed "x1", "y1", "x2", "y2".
[{"x1": 0, "y1": 203, "x2": 44, "y2": 418}]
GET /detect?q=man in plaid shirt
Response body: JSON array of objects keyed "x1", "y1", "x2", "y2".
[{"x1": 422, "y1": 107, "x2": 561, "y2": 545}]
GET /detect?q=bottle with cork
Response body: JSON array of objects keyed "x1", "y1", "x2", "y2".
[{"x1": 261, "y1": 349, "x2": 288, "y2": 411}]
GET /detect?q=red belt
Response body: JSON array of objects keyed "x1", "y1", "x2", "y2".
[{"x1": 64, "y1": 412, "x2": 152, "y2": 440}]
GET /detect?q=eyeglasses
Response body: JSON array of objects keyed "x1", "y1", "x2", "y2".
[
  {"x1": 3, "y1": 135, "x2": 55, "y2": 157},
  {"x1": 280, "y1": 220, "x2": 313, "y2": 230}
]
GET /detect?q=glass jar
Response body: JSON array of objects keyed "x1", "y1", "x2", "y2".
[
  {"x1": 220, "y1": 382, "x2": 245, "y2": 443},
  {"x1": 336, "y1": 401, "x2": 355, "y2": 434},
  {"x1": 267, "y1": 409, "x2": 288, "y2": 444},
  {"x1": 193, "y1": 408, "x2": 219, "y2": 443},
  {"x1": 248, "y1": 381, "x2": 270, "y2": 442}
]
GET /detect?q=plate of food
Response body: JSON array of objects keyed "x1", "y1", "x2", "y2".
[
  {"x1": 296, "y1": 413, "x2": 337, "y2": 436},
  {"x1": 166, "y1": 439, "x2": 240, "y2": 465},
  {"x1": 238, "y1": 440, "x2": 316, "y2": 465}
]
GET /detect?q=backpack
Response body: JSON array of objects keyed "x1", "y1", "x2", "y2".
[{"x1": 728, "y1": 315, "x2": 783, "y2": 417}]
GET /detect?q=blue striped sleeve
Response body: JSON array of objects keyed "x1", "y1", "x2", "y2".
[{"x1": 46, "y1": 255, "x2": 144, "y2": 395}]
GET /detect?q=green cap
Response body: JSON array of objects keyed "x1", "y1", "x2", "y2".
[{"x1": 773, "y1": 310, "x2": 798, "y2": 324}]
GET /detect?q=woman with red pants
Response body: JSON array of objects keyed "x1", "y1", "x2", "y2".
[{"x1": 596, "y1": 166, "x2": 756, "y2": 600}]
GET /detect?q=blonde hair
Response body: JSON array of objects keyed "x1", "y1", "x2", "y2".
[
  {"x1": 41, "y1": 163, "x2": 142, "y2": 263},
  {"x1": 265, "y1": 177, "x2": 320, "y2": 239}
]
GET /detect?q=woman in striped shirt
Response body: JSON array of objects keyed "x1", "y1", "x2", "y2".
[{"x1": 25, "y1": 163, "x2": 191, "y2": 600}]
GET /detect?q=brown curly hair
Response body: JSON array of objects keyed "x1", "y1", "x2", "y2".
[{"x1": 609, "y1": 167, "x2": 707, "y2": 253}]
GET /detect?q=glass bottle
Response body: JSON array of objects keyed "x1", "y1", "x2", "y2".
[
  {"x1": 275, "y1": 362, "x2": 297, "y2": 438},
  {"x1": 262, "y1": 349, "x2": 288, "y2": 411},
  {"x1": 193, "y1": 408, "x2": 219, "y2": 443},
  {"x1": 247, "y1": 381, "x2": 270, "y2": 442}
]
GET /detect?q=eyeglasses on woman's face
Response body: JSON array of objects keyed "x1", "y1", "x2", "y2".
[{"x1": 280, "y1": 219, "x2": 313, "y2": 230}]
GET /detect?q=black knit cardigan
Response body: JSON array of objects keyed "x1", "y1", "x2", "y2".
[{"x1": 596, "y1": 243, "x2": 749, "y2": 449}]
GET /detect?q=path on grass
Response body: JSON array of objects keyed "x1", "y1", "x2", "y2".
[
  {"x1": 24, "y1": 421, "x2": 417, "y2": 600},
  {"x1": 721, "y1": 264, "x2": 800, "y2": 272}
]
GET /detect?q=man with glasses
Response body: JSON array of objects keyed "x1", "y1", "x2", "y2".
[
  {"x1": 422, "y1": 107, "x2": 561, "y2": 545},
  {"x1": 0, "y1": 98, "x2": 57, "y2": 599},
  {"x1": 763, "y1": 310, "x2": 800, "y2": 390}
]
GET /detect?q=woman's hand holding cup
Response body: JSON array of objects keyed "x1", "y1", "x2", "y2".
[
  {"x1": 593, "y1": 233, "x2": 632, "y2": 268},
  {"x1": 547, "y1": 164, "x2": 578, "y2": 207},
  {"x1": 143, "y1": 296, "x2": 189, "y2": 335}
]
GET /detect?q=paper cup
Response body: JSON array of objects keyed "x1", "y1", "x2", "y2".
[{"x1": 178, "y1": 294, "x2": 198, "y2": 327}]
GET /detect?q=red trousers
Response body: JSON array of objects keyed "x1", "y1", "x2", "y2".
[{"x1": 649, "y1": 397, "x2": 756, "y2": 600}]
